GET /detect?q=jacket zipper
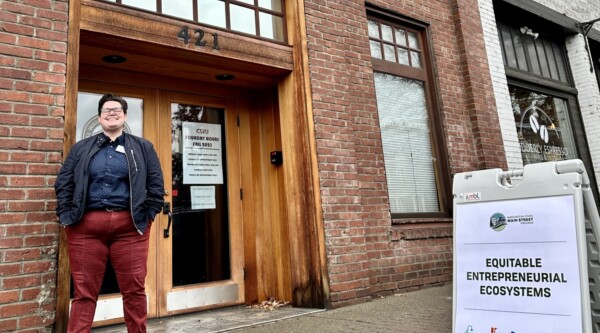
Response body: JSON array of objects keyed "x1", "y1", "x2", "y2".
[
  {"x1": 130, "y1": 149, "x2": 139, "y2": 171},
  {"x1": 127, "y1": 146, "x2": 142, "y2": 234}
]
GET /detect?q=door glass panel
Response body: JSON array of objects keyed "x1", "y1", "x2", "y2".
[
  {"x1": 74, "y1": 91, "x2": 144, "y2": 297},
  {"x1": 170, "y1": 103, "x2": 231, "y2": 287}
]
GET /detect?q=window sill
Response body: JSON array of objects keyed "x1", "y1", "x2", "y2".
[{"x1": 389, "y1": 218, "x2": 453, "y2": 241}]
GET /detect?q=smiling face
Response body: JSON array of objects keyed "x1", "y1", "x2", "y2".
[{"x1": 98, "y1": 100, "x2": 128, "y2": 138}]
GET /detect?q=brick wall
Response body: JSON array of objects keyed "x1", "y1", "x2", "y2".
[
  {"x1": 478, "y1": 0, "x2": 523, "y2": 171},
  {"x1": 533, "y1": 0, "x2": 600, "y2": 22},
  {"x1": 0, "y1": 0, "x2": 67, "y2": 331},
  {"x1": 566, "y1": 34, "x2": 600, "y2": 190},
  {"x1": 303, "y1": 0, "x2": 505, "y2": 306}
]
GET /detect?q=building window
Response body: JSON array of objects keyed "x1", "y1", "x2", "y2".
[
  {"x1": 368, "y1": 12, "x2": 448, "y2": 217},
  {"x1": 368, "y1": 20, "x2": 422, "y2": 68},
  {"x1": 497, "y1": 22, "x2": 569, "y2": 84},
  {"x1": 100, "y1": 0, "x2": 286, "y2": 42},
  {"x1": 496, "y1": 17, "x2": 589, "y2": 169},
  {"x1": 510, "y1": 85, "x2": 577, "y2": 164}
]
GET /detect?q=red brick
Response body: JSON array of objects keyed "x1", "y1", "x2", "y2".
[
  {"x1": 36, "y1": 29, "x2": 67, "y2": 42},
  {"x1": 29, "y1": 140, "x2": 63, "y2": 152},
  {"x1": 1, "y1": 23, "x2": 34, "y2": 36},
  {"x1": 15, "y1": 104, "x2": 48, "y2": 115},
  {"x1": 0, "y1": 213, "x2": 26, "y2": 224},
  {"x1": 38, "y1": 8, "x2": 68, "y2": 21},
  {"x1": 23, "y1": 235, "x2": 56, "y2": 247},
  {"x1": 0, "y1": 291, "x2": 19, "y2": 304},
  {"x1": 20, "y1": 16, "x2": 52, "y2": 29},
  {"x1": 22, "y1": 0, "x2": 53, "y2": 9},
  {"x1": 0, "y1": 318, "x2": 17, "y2": 332},
  {"x1": 22, "y1": 261, "x2": 54, "y2": 274},
  {"x1": 11, "y1": 126, "x2": 48, "y2": 138},
  {"x1": 0, "y1": 68, "x2": 32, "y2": 80},
  {"x1": 17, "y1": 37, "x2": 53, "y2": 52},
  {"x1": 0, "y1": 301, "x2": 38, "y2": 317},
  {"x1": 28, "y1": 163, "x2": 61, "y2": 175},
  {"x1": 0, "y1": 264, "x2": 22, "y2": 276},
  {"x1": 0, "y1": 188, "x2": 26, "y2": 200},
  {"x1": 1, "y1": 1, "x2": 36, "y2": 15},
  {"x1": 0, "y1": 162, "x2": 27, "y2": 174},
  {"x1": 7, "y1": 201, "x2": 47, "y2": 212},
  {"x1": 0, "y1": 113, "x2": 30, "y2": 125},
  {"x1": 9, "y1": 176, "x2": 46, "y2": 187},
  {"x1": 18, "y1": 314, "x2": 55, "y2": 329},
  {"x1": 4, "y1": 248, "x2": 43, "y2": 262},
  {"x1": 25, "y1": 212, "x2": 57, "y2": 223}
]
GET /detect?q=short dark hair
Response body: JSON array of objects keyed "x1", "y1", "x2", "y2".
[{"x1": 98, "y1": 93, "x2": 128, "y2": 116}]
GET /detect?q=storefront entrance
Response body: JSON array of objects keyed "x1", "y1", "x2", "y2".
[
  {"x1": 75, "y1": 83, "x2": 244, "y2": 326},
  {"x1": 55, "y1": 4, "x2": 328, "y2": 328}
]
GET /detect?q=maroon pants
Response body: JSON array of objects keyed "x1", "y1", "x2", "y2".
[{"x1": 66, "y1": 210, "x2": 150, "y2": 333}]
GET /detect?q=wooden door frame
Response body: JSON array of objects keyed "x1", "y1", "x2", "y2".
[
  {"x1": 156, "y1": 91, "x2": 245, "y2": 316},
  {"x1": 59, "y1": 0, "x2": 329, "y2": 328}
]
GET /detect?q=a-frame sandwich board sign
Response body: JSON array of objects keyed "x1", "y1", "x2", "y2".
[{"x1": 452, "y1": 159, "x2": 599, "y2": 333}]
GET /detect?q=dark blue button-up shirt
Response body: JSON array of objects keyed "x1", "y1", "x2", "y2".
[{"x1": 86, "y1": 134, "x2": 130, "y2": 210}]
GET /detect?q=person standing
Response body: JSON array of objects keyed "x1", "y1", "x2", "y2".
[{"x1": 55, "y1": 93, "x2": 165, "y2": 333}]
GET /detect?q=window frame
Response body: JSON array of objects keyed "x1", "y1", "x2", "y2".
[{"x1": 368, "y1": 8, "x2": 451, "y2": 220}]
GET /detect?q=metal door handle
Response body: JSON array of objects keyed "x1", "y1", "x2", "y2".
[
  {"x1": 162, "y1": 202, "x2": 172, "y2": 238},
  {"x1": 164, "y1": 211, "x2": 172, "y2": 238}
]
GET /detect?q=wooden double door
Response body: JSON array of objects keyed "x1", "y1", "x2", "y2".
[{"x1": 76, "y1": 81, "x2": 244, "y2": 326}]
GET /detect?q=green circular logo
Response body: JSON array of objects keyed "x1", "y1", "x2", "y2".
[{"x1": 489, "y1": 213, "x2": 507, "y2": 231}]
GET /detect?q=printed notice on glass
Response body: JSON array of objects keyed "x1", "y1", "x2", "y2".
[
  {"x1": 190, "y1": 186, "x2": 216, "y2": 210},
  {"x1": 454, "y1": 195, "x2": 582, "y2": 333},
  {"x1": 182, "y1": 122, "x2": 223, "y2": 184}
]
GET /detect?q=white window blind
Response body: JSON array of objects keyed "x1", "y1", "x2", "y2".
[{"x1": 374, "y1": 72, "x2": 439, "y2": 213}]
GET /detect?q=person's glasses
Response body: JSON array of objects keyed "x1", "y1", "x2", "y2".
[{"x1": 101, "y1": 107, "x2": 124, "y2": 114}]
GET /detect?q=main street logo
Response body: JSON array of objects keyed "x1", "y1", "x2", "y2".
[{"x1": 489, "y1": 212, "x2": 507, "y2": 231}]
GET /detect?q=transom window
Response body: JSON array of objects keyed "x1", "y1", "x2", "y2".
[
  {"x1": 497, "y1": 21, "x2": 569, "y2": 84},
  {"x1": 101, "y1": 0, "x2": 286, "y2": 42},
  {"x1": 368, "y1": 12, "x2": 448, "y2": 218},
  {"x1": 368, "y1": 20, "x2": 422, "y2": 68}
]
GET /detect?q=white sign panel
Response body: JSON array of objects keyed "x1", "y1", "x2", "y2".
[
  {"x1": 454, "y1": 195, "x2": 582, "y2": 333},
  {"x1": 190, "y1": 186, "x2": 216, "y2": 210},
  {"x1": 182, "y1": 122, "x2": 223, "y2": 184}
]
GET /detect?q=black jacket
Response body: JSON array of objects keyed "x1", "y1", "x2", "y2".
[{"x1": 55, "y1": 133, "x2": 164, "y2": 233}]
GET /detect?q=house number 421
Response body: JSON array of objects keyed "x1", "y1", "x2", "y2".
[{"x1": 177, "y1": 26, "x2": 220, "y2": 50}]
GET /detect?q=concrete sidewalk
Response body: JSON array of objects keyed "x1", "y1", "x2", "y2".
[
  {"x1": 93, "y1": 284, "x2": 453, "y2": 333},
  {"x1": 234, "y1": 284, "x2": 453, "y2": 333}
]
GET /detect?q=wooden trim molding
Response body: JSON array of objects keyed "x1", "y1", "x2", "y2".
[
  {"x1": 279, "y1": 0, "x2": 329, "y2": 308},
  {"x1": 56, "y1": 1, "x2": 82, "y2": 332}
]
